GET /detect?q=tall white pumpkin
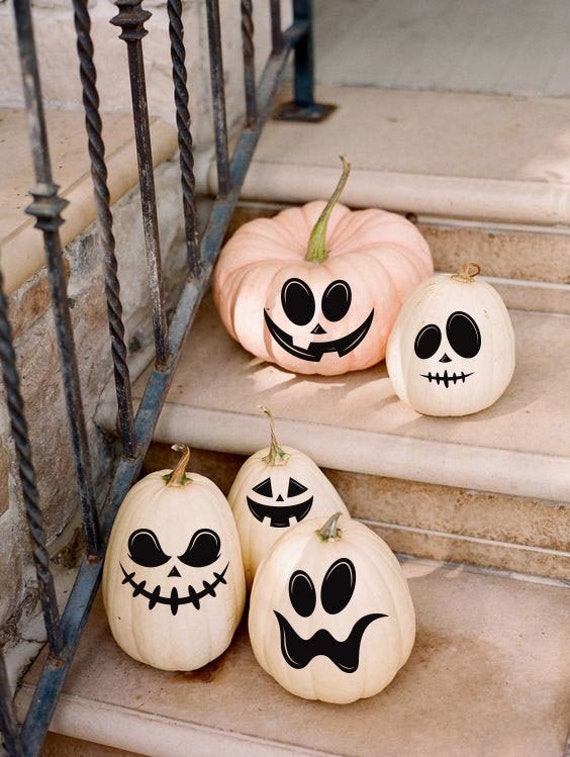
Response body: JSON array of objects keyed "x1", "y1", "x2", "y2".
[
  {"x1": 386, "y1": 263, "x2": 516, "y2": 416},
  {"x1": 102, "y1": 445, "x2": 245, "y2": 671},
  {"x1": 227, "y1": 408, "x2": 350, "y2": 588}
]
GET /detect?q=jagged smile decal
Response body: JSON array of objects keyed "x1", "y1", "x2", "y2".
[
  {"x1": 120, "y1": 562, "x2": 229, "y2": 616},
  {"x1": 246, "y1": 496, "x2": 314, "y2": 527},
  {"x1": 275, "y1": 611, "x2": 386, "y2": 672},
  {"x1": 263, "y1": 278, "x2": 374, "y2": 362},
  {"x1": 421, "y1": 370, "x2": 473, "y2": 387},
  {"x1": 264, "y1": 309, "x2": 374, "y2": 362}
]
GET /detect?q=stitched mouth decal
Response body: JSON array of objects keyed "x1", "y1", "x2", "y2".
[
  {"x1": 421, "y1": 370, "x2": 473, "y2": 387},
  {"x1": 274, "y1": 611, "x2": 386, "y2": 672},
  {"x1": 264, "y1": 309, "x2": 374, "y2": 362},
  {"x1": 120, "y1": 562, "x2": 229, "y2": 615},
  {"x1": 246, "y1": 496, "x2": 314, "y2": 527}
]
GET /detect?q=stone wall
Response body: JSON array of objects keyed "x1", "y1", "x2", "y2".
[
  {"x1": 0, "y1": 0, "x2": 288, "y2": 671},
  {"x1": 0, "y1": 157, "x2": 189, "y2": 657}
]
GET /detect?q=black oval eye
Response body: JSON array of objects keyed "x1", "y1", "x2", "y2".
[
  {"x1": 252, "y1": 477, "x2": 273, "y2": 497},
  {"x1": 178, "y1": 529, "x2": 221, "y2": 567},
  {"x1": 281, "y1": 278, "x2": 315, "y2": 326},
  {"x1": 128, "y1": 529, "x2": 171, "y2": 567},
  {"x1": 414, "y1": 324, "x2": 442, "y2": 359},
  {"x1": 287, "y1": 478, "x2": 308, "y2": 497},
  {"x1": 321, "y1": 558, "x2": 356, "y2": 614},
  {"x1": 289, "y1": 570, "x2": 316, "y2": 617},
  {"x1": 446, "y1": 311, "x2": 481, "y2": 358},
  {"x1": 321, "y1": 280, "x2": 352, "y2": 322}
]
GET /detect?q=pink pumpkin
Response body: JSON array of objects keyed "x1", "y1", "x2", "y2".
[{"x1": 213, "y1": 157, "x2": 433, "y2": 375}]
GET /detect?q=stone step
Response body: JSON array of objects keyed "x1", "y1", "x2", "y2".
[
  {"x1": 96, "y1": 290, "x2": 570, "y2": 579},
  {"x1": 18, "y1": 558, "x2": 570, "y2": 756}
]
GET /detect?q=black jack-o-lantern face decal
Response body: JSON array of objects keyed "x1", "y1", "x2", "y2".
[
  {"x1": 264, "y1": 278, "x2": 374, "y2": 362},
  {"x1": 275, "y1": 558, "x2": 387, "y2": 672},
  {"x1": 119, "y1": 528, "x2": 228, "y2": 616},
  {"x1": 247, "y1": 476, "x2": 313, "y2": 528},
  {"x1": 415, "y1": 311, "x2": 481, "y2": 387}
]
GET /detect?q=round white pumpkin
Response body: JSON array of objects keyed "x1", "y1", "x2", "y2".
[
  {"x1": 248, "y1": 513, "x2": 416, "y2": 704},
  {"x1": 228, "y1": 408, "x2": 350, "y2": 588},
  {"x1": 102, "y1": 445, "x2": 245, "y2": 671},
  {"x1": 386, "y1": 263, "x2": 516, "y2": 416}
]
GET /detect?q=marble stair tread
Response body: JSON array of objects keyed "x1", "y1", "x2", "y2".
[
  {"x1": 235, "y1": 85, "x2": 570, "y2": 226},
  {"x1": 98, "y1": 293, "x2": 570, "y2": 502},
  {"x1": 18, "y1": 560, "x2": 570, "y2": 756}
]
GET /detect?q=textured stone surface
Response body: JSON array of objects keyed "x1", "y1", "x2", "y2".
[
  {"x1": 18, "y1": 560, "x2": 570, "y2": 756},
  {"x1": 0, "y1": 158, "x2": 188, "y2": 648}
]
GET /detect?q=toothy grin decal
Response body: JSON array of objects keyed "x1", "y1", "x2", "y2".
[
  {"x1": 246, "y1": 496, "x2": 314, "y2": 527},
  {"x1": 120, "y1": 562, "x2": 229, "y2": 615},
  {"x1": 264, "y1": 309, "x2": 374, "y2": 362},
  {"x1": 421, "y1": 370, "x2": 473, "y2": 387}
]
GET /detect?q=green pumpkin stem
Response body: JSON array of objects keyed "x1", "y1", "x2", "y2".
[
  {"x1": 164, "y1": 443, "x2": 192, "y2": 486},
  {"x1": 260, "y1": 406, "x2": 289, "y2": 466},
  {"x1": 317, "y1": 512, "x2": 343, "y2": 541},
  {"x1": 451, "y1": 262, "x2": 481, "y2": 283},
  {"x1": 305, "y1": 155, "x2": 351, "y2": 263}
]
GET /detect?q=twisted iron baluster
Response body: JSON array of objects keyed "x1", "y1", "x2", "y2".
[
  {"x1": 167, "y1": 0, "x2": 200, "y2": 279},
  {"x1": 111, "y1": 0, "x2": 170, "y2": 369},
  {"x1": 0, "y1": 272, "x2": 63, "y2": 655},
  {"x1": 241, "y1": 0, "x2": 257, "y2": 125},
  {"x1": 205, "y1": 0, "x2": 230, "y2": 197},
  {"x1": 12, "y1": 0, "x2": 101, "y2": 560},
  {"x1": 72, "y1": 0, "x2": 136, "y2": 459}
]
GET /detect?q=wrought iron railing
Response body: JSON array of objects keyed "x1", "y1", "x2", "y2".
[{"x1": 0, "y1": 1, "x2": 323, "y2": 754}]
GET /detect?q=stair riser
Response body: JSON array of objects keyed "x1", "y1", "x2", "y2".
[
  {"x1": 228, "y1": 204, "x2": 570, "y2": 315},
  {"x1": 143, "y1": 445, "x2": 569, "y2": 581}
]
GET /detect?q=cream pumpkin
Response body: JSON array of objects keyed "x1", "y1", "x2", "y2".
[
  {"x1": 228, "y1": 408, "x2": 349, "y2": 588},
  {"x1": 248, "y1": 513, "x2": 416, "y2": 704},
  {"x1": 386, "y1": 263, "x2": 516, "y2": 416},
  {"x1": 213, "y1": 157, "x2": 433, "y2": 375},
  {"x1": 102, "y1": 445, "x2": 245, "y2": 671}
]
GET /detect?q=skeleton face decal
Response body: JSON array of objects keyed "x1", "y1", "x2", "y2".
[
  {"x1": 415, "y1": 310, "x2": 481, "y2": 387},
  {"x1": 264, "y1": 278, "x2": 374, "y2": 362},
  {"x1": 246, "y1": 475, "x2": 313, "y2": 528},
  {"x1": 275, "y1": 558, "x2": 387, "y2": 672},
  {"x1": 120, "y1": 527, "x2": 229, "y2": 616}
]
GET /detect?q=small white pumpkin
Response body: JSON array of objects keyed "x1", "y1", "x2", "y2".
[
  {"x1": 248, "y1": 513, "x2": 416, "y2": 704},
  {"x1": 102, "y1": 444, "x2": 245, "y2": 671},
  {"x1": 386, "y1": 263, "x2": 516, "y2": 416},
  {"x1": 228, "y1": 408, "x2": 350, "y2": 588}
]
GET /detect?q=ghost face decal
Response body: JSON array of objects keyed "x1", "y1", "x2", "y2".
[
  {"x1": 415, "y1": 310, "x2": 481, "y2": 387},
  {"x1": 264, "y1": 278, "x2": 374, "y2": 362},
  {"x1": 275, "y1": 558, "x2": 386, "y2": 673},
  {"x1": 120, "y1": 527, "x2": 229, "y2": 616},
  {"x1": 246, "y1": 475, "x2": 313, "y2": 528}
]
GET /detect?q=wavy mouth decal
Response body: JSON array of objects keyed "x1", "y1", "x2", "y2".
[
  {"x1": 264, "y1": 310, "x2": 374, "y2": 362},
  {"x1": 120, "y1": 562, "x2": 229, "y2": 616},
  {"x1": 274, "y1": 610, "x2": 386, "y2": 672},
  {"x1": 246, "y1": 496, "x2": 313, "y2": 528},
  {"x1": 421, "y1": 370, "x2": 474, "y2": 387}
]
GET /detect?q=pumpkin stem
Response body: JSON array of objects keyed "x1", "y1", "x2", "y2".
[
  {"x1": 305, "y1": 155, "x2": 351, "y2": 263},
  {"x1": 316, "y1": 512, "x2": 343, "y2": 541},
  {"x1": 164, "y1": 443, "x2": 192, "y2": 486},
  {"x1": 451, "y1": 262, "x2": 481, "y2": 283},
  {"x1": 260, "y1": 406, "x2": 289, "y2": 466}
]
